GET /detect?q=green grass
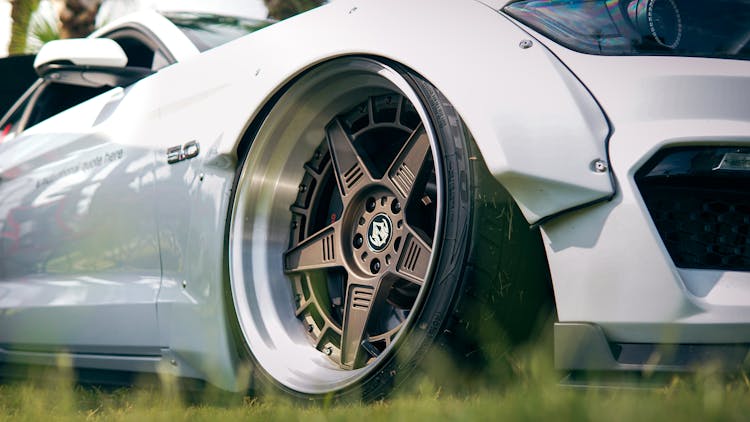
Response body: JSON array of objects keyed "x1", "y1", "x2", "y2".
[{"x1": 1, "y1": 342, "x2": 749, "y2": 421}]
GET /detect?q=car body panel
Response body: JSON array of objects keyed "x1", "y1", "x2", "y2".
[
  {"x1": 0, "y1": 85, "x2": 162, "y2": 350},
  {"x1": 513, "y1": 21, "x2": 750, "y2": 343}
]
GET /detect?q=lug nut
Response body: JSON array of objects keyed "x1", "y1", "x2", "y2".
[
  {"x1": 325, "y1": 347, "x2": 333, "y2": 355},
  {"x1": 307, "y1": 324, "x2": 314, "y2": 333},
  {"x1": 391, "y1": 199, "x2": 401, "y2": 214},
  {"x1": 366, "y1": 197, "x2": 376, "y2": 212},
  {"x1": 353, "y1": 233, "x2": 364, "y2": 249},
  {"x1": 370, "y1": 258, "x2": 381, "y2": 274}
]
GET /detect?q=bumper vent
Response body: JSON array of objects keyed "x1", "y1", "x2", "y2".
[{"x1": 636, "y1": 147, "x2": 750, "y2": 271}]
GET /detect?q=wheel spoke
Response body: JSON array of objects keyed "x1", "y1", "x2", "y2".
[
  {"x1": 386, "y1": 123, "x2": 430, "y2": 201},
  {"x1": 340, "y1": 275, "x2": 391, "y2": 369},
  {"x1": 326, "y1": 118, "x2": 373, "y2": 198},
  {"x1": 283, "y1": 221, "x2": 343, "y2": 273},
  {"x1": 394, "y1": 225, "x2": 433, "y2": 285}
]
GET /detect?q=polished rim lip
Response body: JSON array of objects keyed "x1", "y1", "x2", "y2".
[{"x1": 228, "y1": 57, "x2": 445, "y2": 395}]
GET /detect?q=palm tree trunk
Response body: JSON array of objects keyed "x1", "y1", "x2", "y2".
[
  {"x1": 9, "y1": 0, "x2": 40, "y2": 55},
  {"x1": 53, "y1": 0, "x2": 102, "y2": 39},
  {"x1": 264, "y1": 0, "x2": 324, "y2": 20}
]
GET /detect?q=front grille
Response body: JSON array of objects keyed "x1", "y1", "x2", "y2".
[{"x1": 636, "y1": 147, "x2": 750, "y2": 271}]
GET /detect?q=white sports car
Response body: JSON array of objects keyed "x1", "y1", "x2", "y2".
[{"x1": 0, "y1": 0, "x2": 748, "y2": 400}]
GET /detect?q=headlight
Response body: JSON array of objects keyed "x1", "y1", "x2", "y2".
[{"x1": 503, "y1": 0, "x2": 750, "y2": 60}]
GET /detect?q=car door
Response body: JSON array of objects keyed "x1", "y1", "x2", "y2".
[{"x1": 0, "y1": 46, "x2": 167, "y2": 356}]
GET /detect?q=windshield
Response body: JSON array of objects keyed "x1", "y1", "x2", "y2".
[
  {"x1": 504, "y1": 0, "x2": 750, "y2": 60},
  {"x1": 164, "y1": 12, "x2": 274, "y2": 52}
]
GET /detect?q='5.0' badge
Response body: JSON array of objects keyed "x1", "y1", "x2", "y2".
[{"x1": 167, "y1": 140, "x2": 200, "y2": 164}]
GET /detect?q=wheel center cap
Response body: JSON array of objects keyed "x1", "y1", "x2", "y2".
[{"x1": 367, "y1": 213, "x2": 392, "y2": 252}]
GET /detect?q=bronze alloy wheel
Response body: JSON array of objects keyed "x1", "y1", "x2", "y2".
[
  {"x1": 228, "y1": 58, "x2": 551, "y2": 400},
  {"x1": 283, "y1": 94, "x2": 435, "y2": 370}
]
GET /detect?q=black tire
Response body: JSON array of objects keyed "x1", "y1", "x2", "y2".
[{"x1": 227, "y1": 57, "x2": 552, "y2": 402}]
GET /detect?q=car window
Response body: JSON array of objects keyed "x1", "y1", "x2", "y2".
[
  {"x1": 1, "y1": 29, "x2": 174, "y2": 138},
  {"x1": 104, "y1": 27, "x2": 176, "y2": 71},
  {"x1": 163, "y1": 12, "x2": 273, "y2": 52},
  {"x1": 0, "y1": 80, "x2": 40, "y2": 144},
  {"x1": 111, "y1": 34, "x2": 164, "y2": 70},
  {"x1": 0, "y1": 79, "x2": 110, "y2": 138},
  {"x1": 24, "y1": 83, "x2": 109, "y2": 129},
  {"x1": 0, "y1": 99, "x2": 28, "y2": 144}
]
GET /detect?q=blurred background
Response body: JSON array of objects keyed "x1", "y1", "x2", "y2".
[{"x1": 0, "y1": 0, "x2": 324, "y2": 57}]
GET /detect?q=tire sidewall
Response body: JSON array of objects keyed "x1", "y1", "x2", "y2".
[{"x1": 352, "y1": 71, "x2": 475, "y2": 400}]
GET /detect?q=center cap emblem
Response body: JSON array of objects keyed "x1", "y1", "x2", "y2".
[{"x1": 367, "y1": 213, "x2": 392, "y2": 252}]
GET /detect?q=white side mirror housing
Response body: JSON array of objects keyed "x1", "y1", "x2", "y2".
[
  {"x1": 34, "y1": 38, "x2": 128, "y2": 72},
  {"x1": 33, "y1": 38, "x2": 151, "y2": 88}
]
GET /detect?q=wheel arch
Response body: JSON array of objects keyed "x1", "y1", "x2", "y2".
[
  {"x1": 214, "y1": 0, "x2": 614, "y2": 224},
  {"x1": 228, "y1": 47, "x2": 613, "y2": 229},
  {"x1": 222, "y1": 55, "x2": 555, "y2": 398}
]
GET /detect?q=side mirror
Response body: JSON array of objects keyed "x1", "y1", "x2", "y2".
[{"x1": 33, "y1": 38, "x2": 152, "y2": 88}]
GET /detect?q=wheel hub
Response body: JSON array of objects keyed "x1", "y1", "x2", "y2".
[
  {"x1": 349, "y1": 193, "x2": 404, "y2": 276},
  {"x1": 367, "y1": 214, "x2": 392, "y2": 251}
]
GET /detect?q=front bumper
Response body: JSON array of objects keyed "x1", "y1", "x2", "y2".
[
  {"x1": 535, "y1": 47, "x2": 750, "y2": 357},
  {"x1": 555, "y1": 323, "x2": 750, "y2": 372}
]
